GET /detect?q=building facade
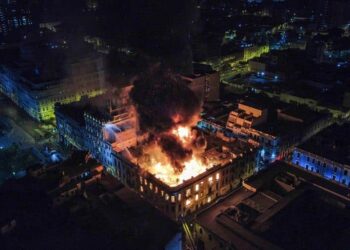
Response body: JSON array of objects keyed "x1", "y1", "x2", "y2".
[
  {"x1": 291, "y1": 124, "x2": 350, "y2": 187},
  {"x1": 0, "y1": 55, "x2": 106, "y2": 121}
]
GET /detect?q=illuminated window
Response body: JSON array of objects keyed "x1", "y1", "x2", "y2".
[
  {"x1": 165, "y1": 194, "x2": 169, "y2": 200},
  {"x1": 185, "y1": 199, "x2": 192, "y2": 207},
  {"x1": 216, "y1": 173, "x2": 220, "y2": 180},
  {"x1": 149, "y1": 182, "x2": 153, "y2": 190},
  {"x1": 195, "y1": 194, "x2": 199, "y2": 201},
  {"x1": 144, "y1": 179, "x2": 148, "y2": 185},
  {"x1": 186, "y1": 188, "x2": 191, "y2": 197},
  {"x1": 207, "y1": 196, "x2": 211, "y2": 203},
  {"x1": 155, "y1": 186, "x2": 158, "y2": 194},
  {"x1": 140, "y1": 186, "x2": 144, "y2": 192},
  {"x1": 208, "y1": 176, "x2": 213, "y2": 183},
  {"x1": 161, "y1": 190, "x2": 164, "y2": 196},
  {"x1": 171, "y1": 196, "x2": 175, "y2": 203},
  {"x1": 178, "y1": 193, "x2": 182, "y2": 201},
  {"x1": 195, "y1": 184, "x2": 199, "y2": 192}
]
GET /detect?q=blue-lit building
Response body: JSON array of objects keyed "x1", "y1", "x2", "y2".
[{"x1": 291, "y1": 123, "x2": 350, "y2": 187}]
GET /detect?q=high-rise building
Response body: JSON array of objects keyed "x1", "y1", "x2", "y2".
[{"x1": 0, "y1": 0, "x2": 33, "y2": 37}]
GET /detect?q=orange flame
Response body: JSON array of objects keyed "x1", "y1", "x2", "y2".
[
  {"x1": 172, "y1": 126, "x2": 191, "y2": 143},
  {"x1": 137, "y1": 125, "x2": 214, "y2": 187}
]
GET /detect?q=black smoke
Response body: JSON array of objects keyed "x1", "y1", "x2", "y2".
[
  {"x1": 130, "y1": 69, "x2": 203, "y2": 172},
  {"x1": 130, "y1": 69, "x2": 201, "y2": 133},
  {"x1": 158, "y1": 134, "x2": 192, "y2": 173}
]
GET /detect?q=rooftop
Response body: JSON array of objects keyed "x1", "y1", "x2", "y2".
[
  {"x1": 55, "y1": 92, "x2": 128, "y2": 125},
  {"x1": 196, "y1": 161, "x2": 350, "y2": 250},
  {"x1": 254, "y1": 102, "x2": 327, "y2": 137},
  {"x1": 298, "y1": 123, "x2": 350, "y2": 166}
]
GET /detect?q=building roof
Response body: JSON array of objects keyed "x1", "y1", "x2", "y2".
[
  {"x1": 298, "y1": 123, "x2": 350, "y2": 166},
  {"x1": 55, "y1": 93, "x2": 122, "y2": 126},
  {"x1": 255, "y1": 118, "x2": 303, "y2": 137},
  {"x1": 254, "y1": 102, "x2": 327, "y2": 137},
  {"x1": 196, "y1": 161, "x2": 350, "y2": 250}
]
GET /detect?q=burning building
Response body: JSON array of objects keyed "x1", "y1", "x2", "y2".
[{"x1": 55, "y1": 71, "x2": 256, "y2": 220}]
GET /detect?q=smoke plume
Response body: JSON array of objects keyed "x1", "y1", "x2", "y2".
[
  {"x1": 130, "y1": 69, "x2": 203, "y2": 172},
  {"x1": 130, "y1": 69, "x2": 201, "y2": 133}
]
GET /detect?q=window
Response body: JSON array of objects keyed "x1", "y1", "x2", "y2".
[
  {"x1": 334, "y1": 167, "x2": 337, "y2": 172},
  {"x1": 178, "y1": 193, "x2": 182, "y2": 201},
  {"x1": 307, "y1": 157, "x2": 310, "y2": 162},
  {"x1": 195, "y1": 184, "x2": 199, "y2": 192},
  {"x1": 195, "y1": 194, "x2": 199, "y2": 201},
  {"x1": 186, "y1": 188, "x2": 191, "y2": 197},
  {"x1": 216, "y1": 173, "x2": 220, "y2": 180},
  {"x1": 344, "y1": 170, "x2": 348, "y2": 176},
  {"x1": 207, "y1": 196, "x2": 211, "y2": 203}
]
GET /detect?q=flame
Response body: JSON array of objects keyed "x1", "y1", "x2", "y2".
[
  {"x1": 151, "y1": 155, "x2": 212, "y2": 187},
  {"x1": 137, "y1": 125, "x2": 215, "y2": 187},
  {"x1": 172, "y1": 126, "x2": 191, "y2": 143}
]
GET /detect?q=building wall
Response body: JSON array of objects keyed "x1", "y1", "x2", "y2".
[
  {"x1": 243, "y1": 44, "x2": 269, "y2": 62},
  {"x1": 291, "y1": 148, "x2": 350, "y2": 186},
  {"x1": 226, "y1": 104, "x2": 268, "y2": 130},
  {"x1": 183, "y1": 72, "x2": 220, "y2": 102},
  {"x1": 111, "y1": 151, "x2": 255, "y2": 220},
  {"x1": 84, "y1": 113, "x2": 105, "y2": 160},
  {"x1": 189, "y1": 223, "x2": 235, "y2": 250},
  {"x1": 56, "y1": 112, "x2": 85, "y2": 150}
]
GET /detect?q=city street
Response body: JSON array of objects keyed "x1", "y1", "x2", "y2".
[{"x1": 0, "y1": 94, "x2": 66, "y2": 183}]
